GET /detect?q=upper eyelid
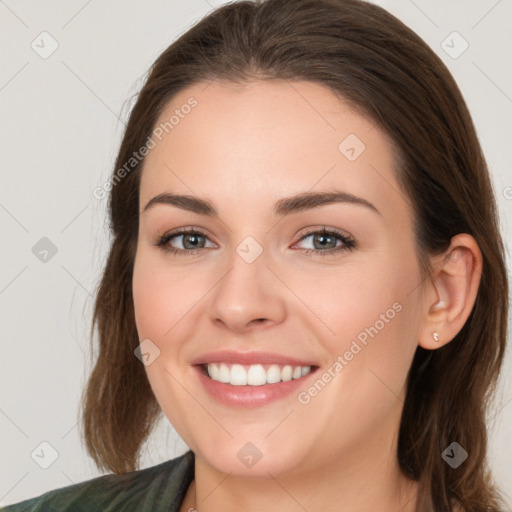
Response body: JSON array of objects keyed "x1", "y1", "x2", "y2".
[{"x1": 296, "y1": 227, "x2": 351, "y2": 240}]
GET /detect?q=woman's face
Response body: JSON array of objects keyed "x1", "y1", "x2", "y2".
[{"x1": 132, "y1": 79, "x2": 427, "y2": 478}]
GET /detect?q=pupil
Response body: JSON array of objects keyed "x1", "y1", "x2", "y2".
[
  {"x1": 184, "y1": 234, "x2": 202, "y2": 249},
  {"x1": 315, "y1": 234, "x2": 335, "y2": 249}
]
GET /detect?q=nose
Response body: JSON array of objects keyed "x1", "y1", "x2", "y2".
[{"x1": 209, "y1": 247, "x2": 287, "y2": 334}]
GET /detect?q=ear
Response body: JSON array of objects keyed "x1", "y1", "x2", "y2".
[{"x1": 418, "y1": 233, "x2": 483, "y2": 350}]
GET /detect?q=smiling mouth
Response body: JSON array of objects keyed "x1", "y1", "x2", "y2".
[{"x1": 199, "y1": 362, "x2": 319, "y2": 386}]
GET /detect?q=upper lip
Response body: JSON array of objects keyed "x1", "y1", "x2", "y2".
[{"x1": 190, "y1": 350, "x2": 318, "y2": 367}]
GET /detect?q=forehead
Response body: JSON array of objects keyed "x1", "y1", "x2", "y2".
[{"x1": 139, "y1": 79, "x2": 409, "y2": 222}]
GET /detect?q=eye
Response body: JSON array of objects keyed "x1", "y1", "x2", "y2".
[
  {"x1": 292, "y1": 227, "x2": 356, "y2": 256},
  {"x1": 154, "y1": 226, "x2": 356, "y2": 257},
  {"x1": 154, "y1": 227, "x2": 215, "y2": 255}
]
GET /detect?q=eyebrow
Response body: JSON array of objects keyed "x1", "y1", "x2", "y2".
[{"x1": 142, "y1": 190, "x2": 381, "y2": 217}]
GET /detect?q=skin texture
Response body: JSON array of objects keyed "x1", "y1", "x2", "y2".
[{"x1": 132, "y1": 80, "x2": 482, "y2": 512}]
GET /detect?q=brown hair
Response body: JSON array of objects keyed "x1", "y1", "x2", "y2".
[{"x1": 80, "y1": 0, "x2": 509, "y2": 510}]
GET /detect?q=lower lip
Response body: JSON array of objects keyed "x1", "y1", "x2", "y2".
[{"x1": 193, "y1": 365, "x2": 318, "y2": 408}]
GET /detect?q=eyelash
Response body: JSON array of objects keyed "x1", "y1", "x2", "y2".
[{"x1": 154, "y1": 226, "x2": 356, "y2": 257}]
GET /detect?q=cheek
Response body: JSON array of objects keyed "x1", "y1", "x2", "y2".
[
  {"x1": 298, "y1": 257, "x2": 410, "y2": 348},
  {"x1": 132, "y1": 265, "x2": 171, "y2": 342},
  {"x1": 132, "y1": 251, "x2": 202, "y2": 344},
  {"x1": 307, "y1": 252, "x2": 420, "y2": 397},
  {"x1": 131, "y1": 252, "x2": 202, "y2": 443}
]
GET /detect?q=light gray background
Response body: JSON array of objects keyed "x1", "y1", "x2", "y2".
[{"x1": 1, "y1": 0, "x2": 511, "y2": 507}]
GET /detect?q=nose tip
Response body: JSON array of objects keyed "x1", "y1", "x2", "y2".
[{"x1": 208, "y1": 248, "x2": 287, "y2": 334}]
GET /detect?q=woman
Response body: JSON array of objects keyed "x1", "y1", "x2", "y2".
[{"x1": 2, "y1": 0, "x2": 508, "y2": 510}]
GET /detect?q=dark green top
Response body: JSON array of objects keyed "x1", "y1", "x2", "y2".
[{"x1": 1, "y1": 450, "x2": 195, "y2": 512}]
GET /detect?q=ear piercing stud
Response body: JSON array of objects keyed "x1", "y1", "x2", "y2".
[{"x1": 433, "y1": 332, "x2": 440, "y2": 342}]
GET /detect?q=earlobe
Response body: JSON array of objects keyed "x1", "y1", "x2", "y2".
[{"x1": 418, "y1": 234, "x2": 483, "y2": 350}]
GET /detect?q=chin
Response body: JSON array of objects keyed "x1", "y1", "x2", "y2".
[{"x1": 192, "y1": 436, "x2": 309, "y2": 478}]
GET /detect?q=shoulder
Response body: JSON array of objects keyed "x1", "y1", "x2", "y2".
[{"x1": 0, "y1": 450, "x2": 195, "y2": 512}]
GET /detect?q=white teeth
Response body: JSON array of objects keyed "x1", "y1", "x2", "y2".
[
  {"x1": 230, "y1": 364, "x2": 247, "y2": 386},
  {"x1": 267, "y1": 364, "x2": 281, "y2": 384},
  {"x1": 281, "y1": 365, "x2": 293, "y2": 382},
  {"x1": 218, "y1": 363, "x2": 230, "y2": 383},
  {"x1": 208, "y1": 363, "x2": 218, "y2": 381},
  {"x1": 247, "y1": 364, "x2": 267, "y2": 386},
  {"x1": 206, "y1": 363, "x2": 313, "y2": 386}
]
